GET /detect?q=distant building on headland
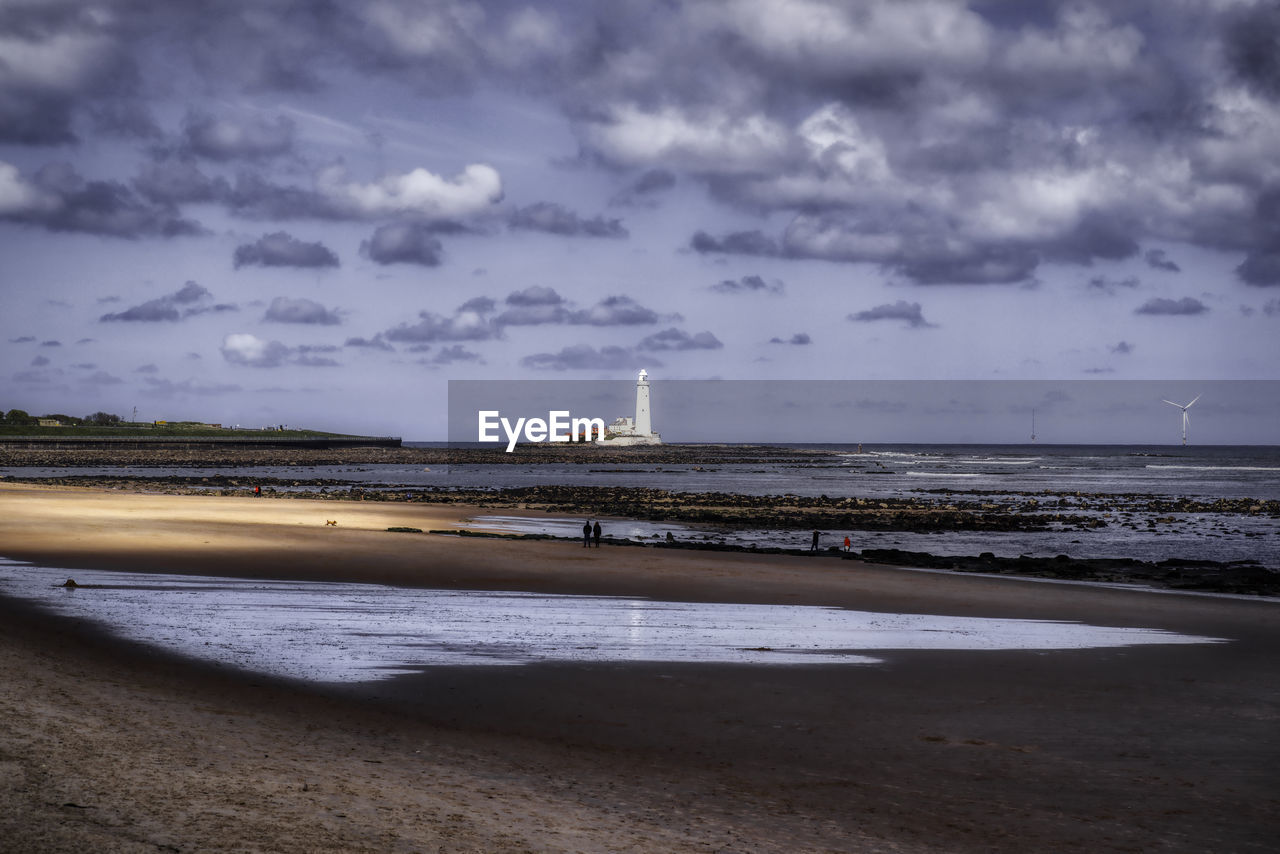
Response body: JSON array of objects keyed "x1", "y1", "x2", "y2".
[{"x1": 597, "y1": 369, "x2": 662, "y2": 446}]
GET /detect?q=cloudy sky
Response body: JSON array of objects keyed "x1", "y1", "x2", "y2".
[{"x1": 2, "y1": 0, "x2": 1279, "y2": 440}]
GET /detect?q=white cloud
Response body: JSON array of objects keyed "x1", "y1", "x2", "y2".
[
  {"x1": 0, "y1": 28, "x2": 116, "y2": 92},
  {"x1": 1004, "y1": 5, "x2": 1144, "y2": 77},
  {"x1": 220, "y1": 333, "x2": 290, "y2": 368},
  {"x1": 582, "y1": 104, "x2": 790, "y2": 173},
  {"x1": 316, "y1": 162, "x2": 503, "y2": 220},
  {"x1": 0, "y1": 161, "x2": 55, "y2": 215},
  {"x1": 706, "y1": 0, "x2": 991, "y2": 75}
]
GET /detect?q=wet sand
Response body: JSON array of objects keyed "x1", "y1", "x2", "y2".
[{"x1": 1, "y1": 483, "x2": 1278, "y2": 852}]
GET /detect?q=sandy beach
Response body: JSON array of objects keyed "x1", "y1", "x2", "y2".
[{"x1": 1, "y1": 482, "x2": 1277, "y2": 853}]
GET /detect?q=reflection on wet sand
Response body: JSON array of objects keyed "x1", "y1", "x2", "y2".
[{"x1": 0, "y1": 559, "x2": 1223, "y2": 683}]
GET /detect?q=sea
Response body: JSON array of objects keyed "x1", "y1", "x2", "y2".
[{"x1": 5, "y1": 443, "x2": 1279, "y2": 566}]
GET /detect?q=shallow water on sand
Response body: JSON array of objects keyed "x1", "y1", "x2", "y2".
[{"x1": 0, "y1": 559, "x2": 1224, "y2": 684}]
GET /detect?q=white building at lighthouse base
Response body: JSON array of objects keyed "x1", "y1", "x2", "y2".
[{"x1": 597, "y1": 369, "x2": 662, "y2": 446}]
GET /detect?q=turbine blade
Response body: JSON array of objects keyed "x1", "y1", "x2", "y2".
[
  {"x1": 1162, "y1": 400, "x2": 1180, "y2": 407},
  {"x1": 1186, "y1": 395, "x2": 1201, "y2": 409}
]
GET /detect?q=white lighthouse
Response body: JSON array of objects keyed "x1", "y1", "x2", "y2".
[
  {"x1": 635, "y1": 368, "x2": 652, "y2": 436},
  {"x1": 598, "y1": 369, "x2": 662, "y2": 445}
]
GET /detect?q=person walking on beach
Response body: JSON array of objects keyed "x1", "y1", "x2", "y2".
[
  {"x1": 844, "y1": 535, "x2": 851, "y2": 553},
  {"x1": 583, "y1": 520, "x2": 592, "y2": 548},
  {"x1": 811, "y1": 530, "x2": 821, "y2": 552},
  {"x1": 593, "y1": 520, "x2": 602, "y2": 547}
]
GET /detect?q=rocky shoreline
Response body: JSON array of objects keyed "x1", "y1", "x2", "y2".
[
  {"x1": 7, "y1": 474, "x2": 1277, "y2": 596},
  {"x1": 0, "y1": 443, "x2": 830, "y2": 468},
  {"x1": 436, "y1": 529, "x2": 1280, "y2": 596}
]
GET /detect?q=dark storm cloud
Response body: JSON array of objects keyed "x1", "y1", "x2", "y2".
[
  {"x1": 691, "y1": 230, "x2": 782, "y2": 258},
  {"x1": 491, "y1": 289, "x2": 670, "y2": 329},
  {"x1": 458, "y1": 296, "x2": 495, "y2": 315},
  {"x1": 1111, "y1": 341, "x2": 1134, "y2": 354},
  {"x1": 0, "y1": 1, "x2": 137, "y2": 145},
  {"x1": 1087, "y1": 275, "x2": 1140, "y2": 294},
  {"x1": 384, "y1": 298, "x2": 497, "y2": 344},
  {"x1": 1134, "y1": 297, "x2": 1209, "y2": 316},
  {"x1": 894, "y1": 244, "x2": 1040, "y2": 286},
  {"x1": 40, "y1": 340, "x2": 60, "y2": 347},
  {"x1": 88, "y1": 101, "x2": 163, "y2": 140},
  {"x1": 233, "y1": 231, "x2": 339, "y2": 269},
  {"x1": 506, "y1": 285, "x2": 563, "y2": 307},
  {"x1": 344, "y1": 334, "x2": 394, "y2": 351},
  {"x1": 1264, "y1": 299, "x2": 1280, "y2": 317},
  {"x1": 180, "y1": 111, "x2": 295, "y2": 161},
  {"x1": 133, "y1": 158, "x2": 229, "y2": 205},
  {"x1": 636, "y1": 328, "x2": 723, "y2": 352},
  {"x1": 360, "y1": 222, "x2": 443, "y2": 266},
  {"x1": 263, "y1": 297, "x2": 342, "y2": 325},
  {"x1": 223, "y1": 172, "x2": 331, "y2": 220},
  {"x1": 710, "y1": 275, "x2": 783, "y2": 295},
  {"x1": 1144, "y1": 249, "x2": 1181, "y2": 273},
  {"x1": 106, "y1": 302, "x2": 179, "y2": 322},
  {"x1": 770, "y1": 333, "x2": 811, "y2": 345},
  {"x1": 509, "y1": 202, "x2": 627, "y2": 238},
  {"x1": 561, "y1": 3, "x2": 1280, "y2": 284},
  {"x1": 520, "y1": 344, "x2": 653, "y2": 372},
  {"x1": 1040, "y1": 212, "x2": 1140, "y2": 266},
  {"x1": 9, "y1": 336, "x2": 35, "y2": 343},
  {"x1": 493, "y1": 286, "x2": 570, "y2": 326},
  {"x1": 612, "y1": 169, "x2": 676, "y2": 206},
  {"x1": 5, "y1": 0, "x2": 1280, "y2": 364},
  {"x1": 567, "y1": 296, "x2": 665, "y2": 326},
  {"x1": 1234, "y1": 188, "x2": 1280, "y2": 285},
  {"x1": 694, "y1": 225, "x2": 1039, "y2": 285},
  {"x1": 183, "y1": 303, "x2": 240, "y2": 317},
  {"x1": 0, "y1": 162, "x2": 202, "y2": 238},
  {"x1": 1223, "y1": 3, "x2": 1280, "y2": 98},
  {"x1": 631, "y1": 169, "x2": 676, "y2": 194},
  {"x1": 848, "y1": 301, "x2": 934, "y2": 328},
  {"x1": 100, "y1": 281, "x2": 211, "y2": 322},
  {"x1": 421, "y1": 345, "x2": 484, "y2": 366},
  {"x1": 30, "y1": 355, "x2": 50, "y2": 367},
  {"x1": 1236, "y1": 251, "x2": 1280, "y2": 286}
]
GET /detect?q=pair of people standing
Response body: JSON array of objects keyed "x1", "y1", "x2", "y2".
[
  {"x1": 810, "y1": 531, "x2": 854, "y2": 552},
  {"x1": 583, "y1": 520, "x2": 602, "y2": 547}
]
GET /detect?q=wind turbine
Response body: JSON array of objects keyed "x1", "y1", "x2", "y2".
[{"x1": 1162, "y1": 395, "x2": 1200, "y2": 445}]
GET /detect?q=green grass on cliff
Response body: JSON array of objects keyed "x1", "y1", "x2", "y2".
[{"x1": 0, "y1": 422, "x2": 358, "y2": 439}]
